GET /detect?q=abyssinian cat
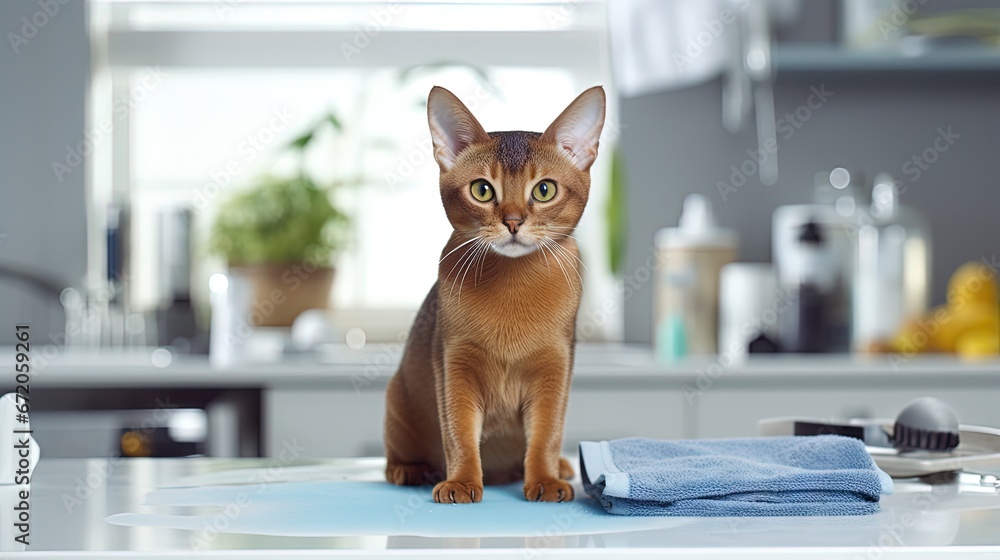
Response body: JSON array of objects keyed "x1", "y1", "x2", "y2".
[{"x1": 384, "y1": 85, "x2": 606, "y2": 503}]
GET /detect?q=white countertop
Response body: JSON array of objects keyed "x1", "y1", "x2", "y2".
[
  {"x1": 17, "y1": 456, "x2": 1000, "y2": 559},
  {"x1": 4, "y1": 344, "x2": 1000, "y2": 389}
]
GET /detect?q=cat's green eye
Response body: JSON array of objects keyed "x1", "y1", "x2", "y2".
[
  {"x1": 470, "y1": 179, "x2": 495, "y2": 202},
  {"x1": 532, "y1": 180, "x2": 556, "y2": 202}
]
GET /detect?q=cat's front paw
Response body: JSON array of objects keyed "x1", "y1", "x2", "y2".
[
  {"x1": 524, "y1": 478, "x2": 574, "y2": 502},
  {"x1": 433, "y1": 480, "x2": 483, "y2": 504}
]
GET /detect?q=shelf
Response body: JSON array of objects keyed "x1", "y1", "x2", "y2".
[
  {"x1": 775, "y1": 44, "x2": 1000, "y2": 74},
  {"x1": 2, "y1": 344, "x2": 998, "y2": 389}
]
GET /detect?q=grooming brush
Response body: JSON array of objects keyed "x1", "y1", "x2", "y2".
[
  {"x1": 891, "y1": 397, "x2": 960, "y2": 452},
  {"x1": 793, "y1": 396, "x2": 961, "y2": 452}
]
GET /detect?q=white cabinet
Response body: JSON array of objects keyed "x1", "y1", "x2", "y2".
[
  {"x1": 563, "y1": 390, "x2": 686, "y2": 451},
  {"x1": 266, "y1": 382, "x2": 999, "y2": 458},
  {"x1": 265, "y1": 387, "x2": 687, "y2": 458},
  {"x1": 265, "y1": 388, "x2": 387, "y2": 458}
]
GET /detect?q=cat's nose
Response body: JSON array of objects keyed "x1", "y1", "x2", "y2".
[{"x1": 503, "y1": 214, "x2": 525, "y2": 235}]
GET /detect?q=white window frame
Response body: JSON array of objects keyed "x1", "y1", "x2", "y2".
[{"x1": 87, "y1": 0, "x2": 621, "y2": 342}]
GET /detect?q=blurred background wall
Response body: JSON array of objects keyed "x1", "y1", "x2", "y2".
[
  {"x1": 620, "y1": 2, "x2": 1000, "y2": 343},
  {"x1": 0, "y1": 1, "x2": 89, "y2": 344},
  {"x1": 2, "y1": 0, "x2": 998, "y2": 347}
]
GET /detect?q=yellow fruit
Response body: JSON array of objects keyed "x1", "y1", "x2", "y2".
[
  {"x1": 947, "y1": 262, "x2": 998, "y2": 310},
  {"x1": 956, "y1": 328, "x2": 1000, "y2": 358},
  {"x1": 932, "y1": 303, "x2": 999, "y2": 352},
  {"x1": 890, "y1": 317, "x2": 935, "y2": 354}
]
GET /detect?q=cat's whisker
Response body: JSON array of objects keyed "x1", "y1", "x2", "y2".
[
  {"x1": 545, "y1": 239, "x2": 584, "y2": 285},
  {"x1": 455, "y1": 239, "x2": 487, "y2": 298},
  {"x1": 444, "y1": 245, "x2": 476, "y2": 289},
  {"x1": 467, "y1": 239, "x2": 487, "y2": 291},
  {"x1": 446, "y1": 239, "x2": 484, "y2": 297},
  {"x1": 439, "y1": 235, "x2": 482, "y2": 264},
  {"x1": 474, "y1": 240, "x2": 491, "y2": 286},
  {"x1": 458, "y1": 239, "x2": 489, "y2": 304},
  {"x1": 545, "y1": 230, "x2": 584, "y2": 248},
  {"x1": 537, "y1": 241, "x2": 552, "y2": 275},
  {"x1": 441, "y1": 236, "x2": 483, "y2": 288},
  {"x1": 542, "y1": 240, "x2": 573, "y2": 289},
  {"x1": 458, "y1": 239, "x2": 490, "y2": 303},
  {"x1": 450, "y1": 243, "x2": 476, "y2": 300},
  {"x1": 546, "y1": 231, "x2": 583, "y2": 244},
  {"x1": 549, "y1": 238, "x2": 590, "y2": 274},
  {"x1": 539, "y1": 242, "x2": 561, "y2": 284},
  {"x1": 550, "y1": 246, "x2": 576, "y2": 289}
]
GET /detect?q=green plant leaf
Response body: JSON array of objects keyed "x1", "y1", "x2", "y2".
[
  {"x1": 208, "y1": 101, "x2": 371, "y2": 267},
  {"x1": 289, "y1": 131, "x2": 314, "y2": 150},
  {"x1": 209, "y1": 175, "x2": 349, "y2": 266},
  {"x1": 606, "y1": 146, "x2": 627, "y2": 276},
  {"x1": 325, "y1": 112, "x2": 343, "y2": 131}
]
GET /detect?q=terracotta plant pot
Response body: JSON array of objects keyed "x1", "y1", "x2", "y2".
[{"x1": 229, "y1": 264, "x2": 334, "y2": 327}]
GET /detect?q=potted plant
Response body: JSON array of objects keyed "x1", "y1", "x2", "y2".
[{"x1": 209, "y1": 114, "x2": 349, "y2": 327}]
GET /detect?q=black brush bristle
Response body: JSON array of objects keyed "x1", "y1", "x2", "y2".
[{"x1": 892, "y1": 421, "x2": 960, "y2": 451}]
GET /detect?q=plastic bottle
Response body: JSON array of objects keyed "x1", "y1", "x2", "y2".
[
  {"x1": 854, "y1": 173, "x2": 931, "y2": 350},
  {"x1": 654, "y1": 194, "x2": 738, "y2": 361},
  {"x1": 772, "y1": 169, "x2": 860, "y2": 353}
]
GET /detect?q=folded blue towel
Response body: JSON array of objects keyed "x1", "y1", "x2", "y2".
[{"x1": 580, "y1": 435, "x2": 893, "y2": 517}]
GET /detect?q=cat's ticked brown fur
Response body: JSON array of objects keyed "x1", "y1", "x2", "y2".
[{"x1": 384, "y1": 85, "x2": 606, "y2": 503}]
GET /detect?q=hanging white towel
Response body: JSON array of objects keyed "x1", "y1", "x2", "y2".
[{"x1": 608, "y1": 0, "x2": 737, "y2": 97}]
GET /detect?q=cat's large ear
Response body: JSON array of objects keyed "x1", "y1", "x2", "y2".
[
  {"x1": 541, "y1": 86, "x2": 606, "y2": 172},
  {"x1": 427, "y1": 86, "x2": 491, "y2": 172}
]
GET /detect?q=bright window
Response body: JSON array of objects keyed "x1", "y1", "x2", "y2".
[{"x1": 90, "y1": 0, "x2": 620, "y2": 341}]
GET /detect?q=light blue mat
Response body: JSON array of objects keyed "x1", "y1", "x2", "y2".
[{"x1": 105, "y1": 480, "x2": 690, "y2": 537}]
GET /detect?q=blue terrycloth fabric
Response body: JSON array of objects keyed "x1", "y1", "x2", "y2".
[{"x1": 580, "y1": 435, "x2": 892, "y2": 517}]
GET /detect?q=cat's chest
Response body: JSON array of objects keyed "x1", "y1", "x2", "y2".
[{"x1": 441, "y1": 263, "x2": 580, "y2": 360}]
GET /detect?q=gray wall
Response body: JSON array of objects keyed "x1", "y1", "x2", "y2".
[
  {"x1": 620, "y1": 72, "x2": 1000, "y2": 343},
  {"x1": 0, "y1": 1, "x2": 89, "y2": 343}
]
